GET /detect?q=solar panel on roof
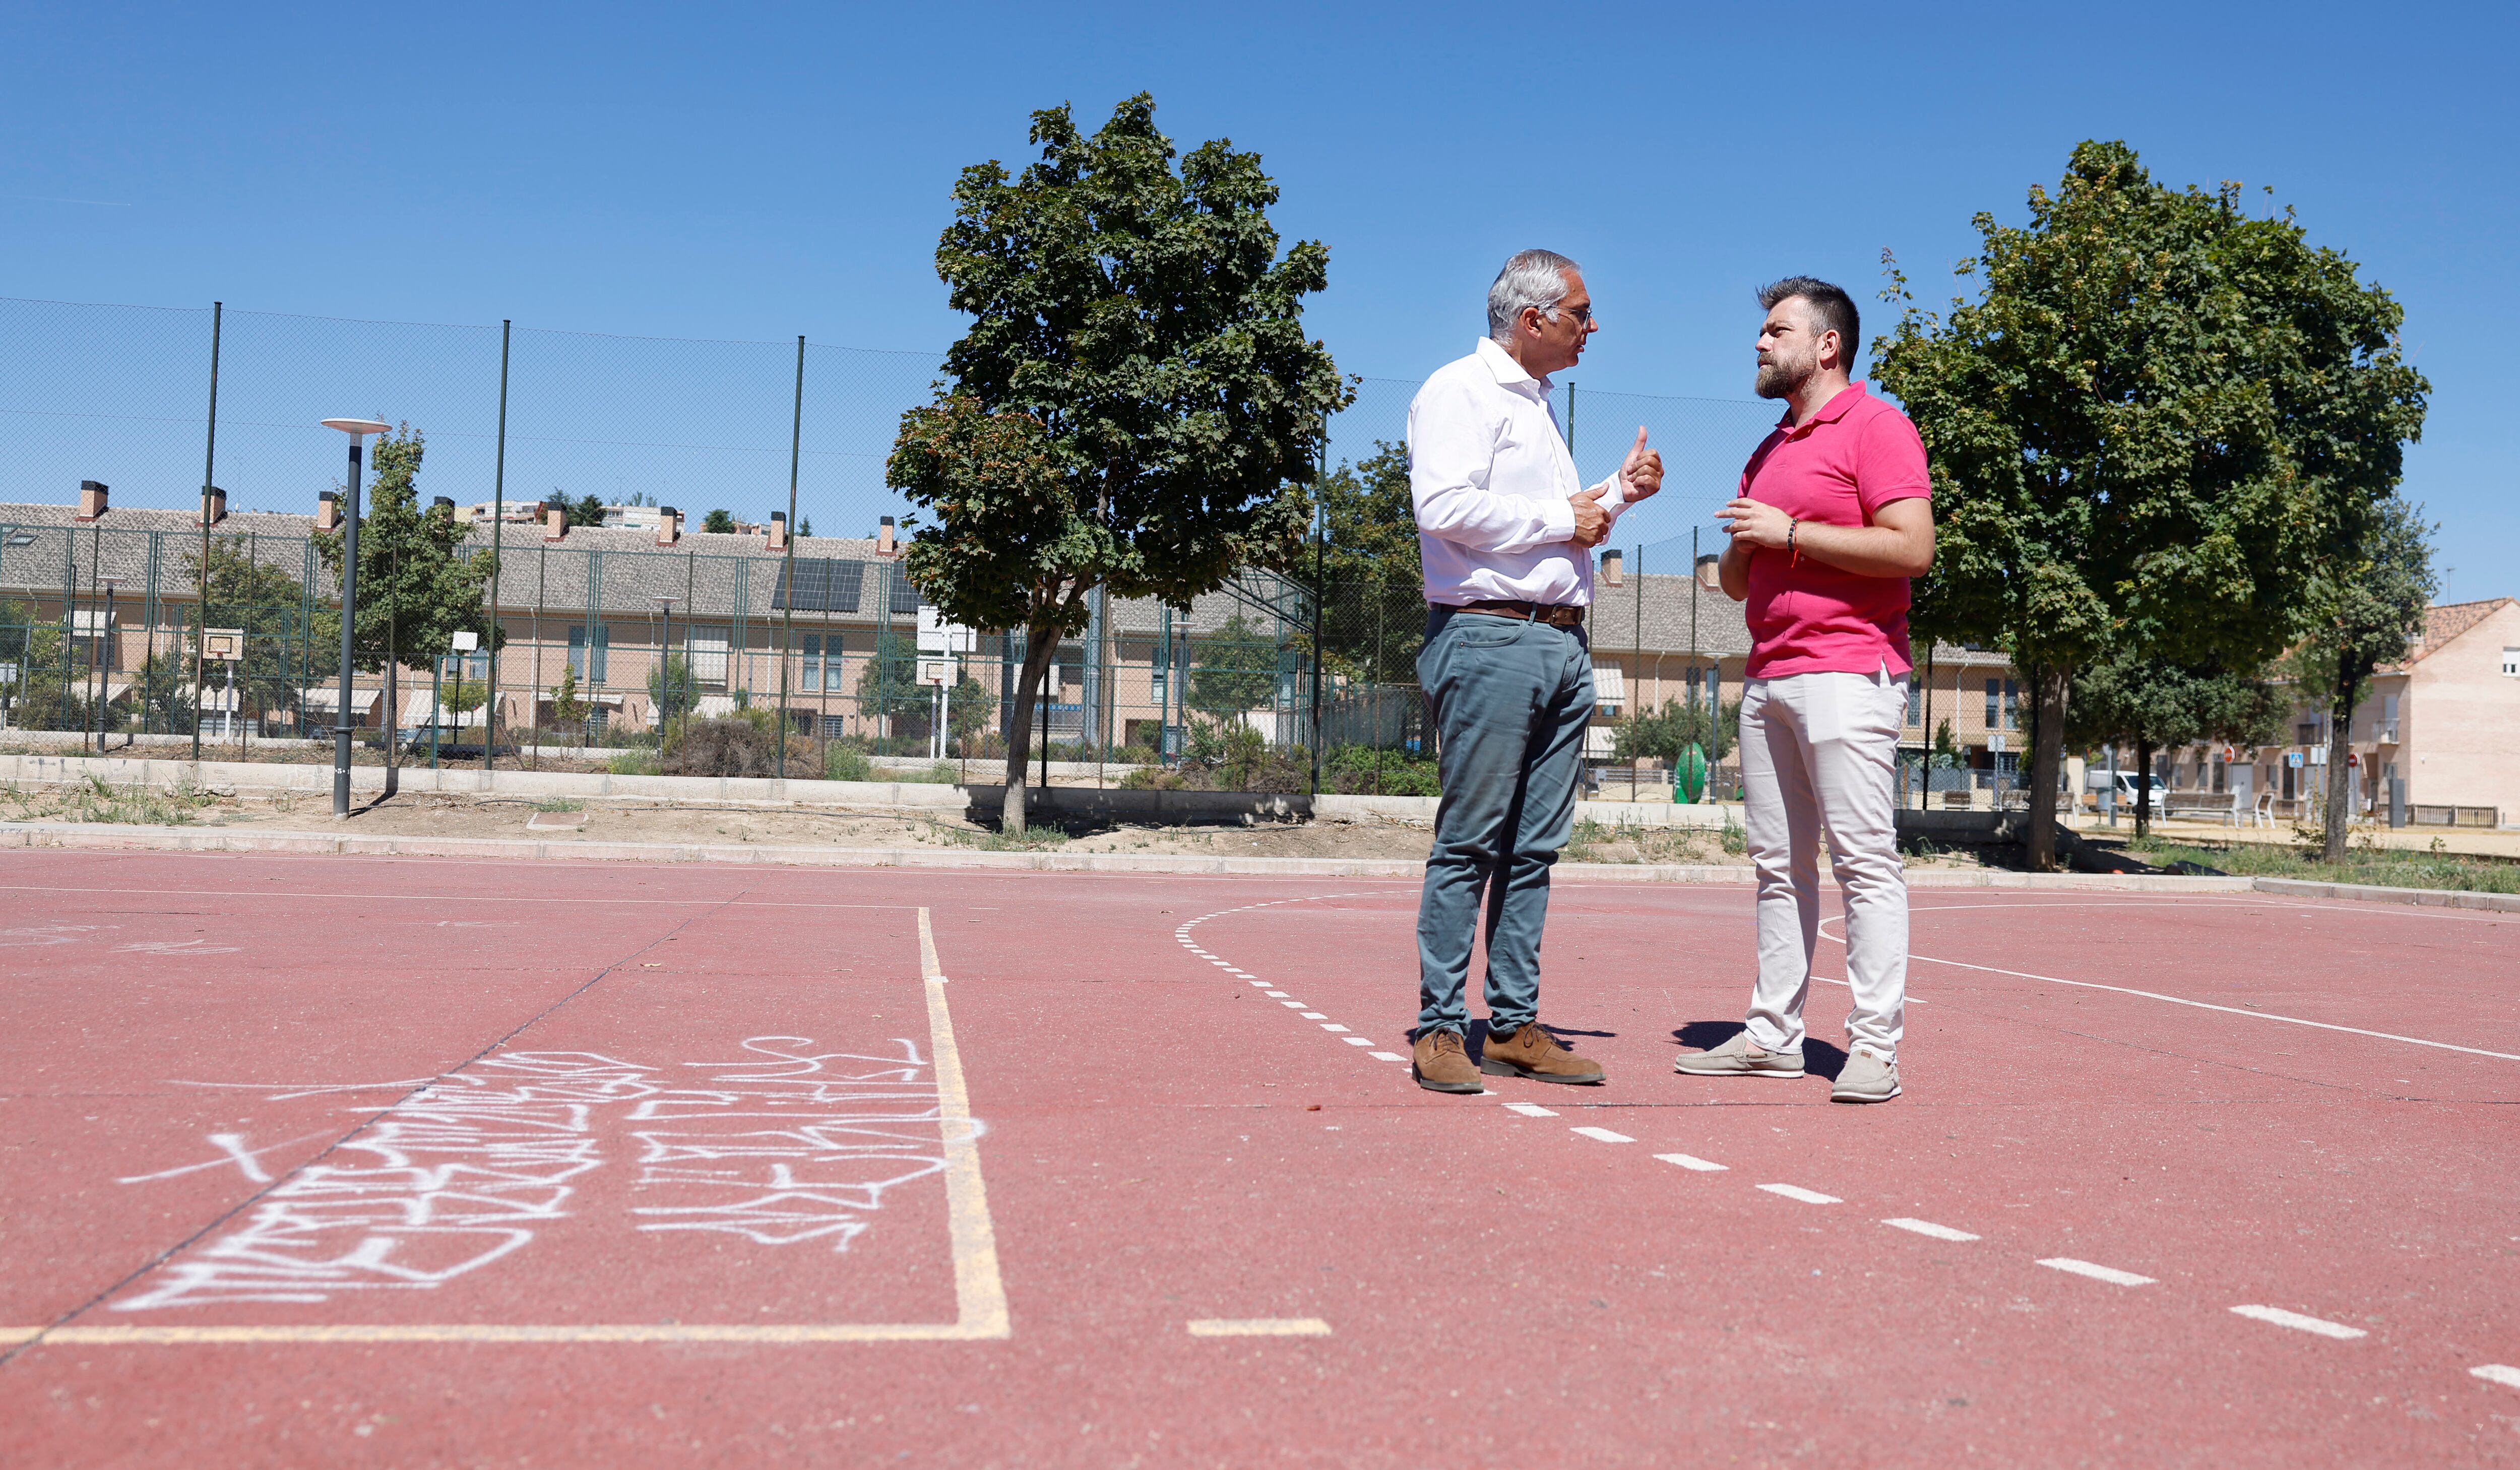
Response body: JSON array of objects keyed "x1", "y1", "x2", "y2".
[
  {"x1": 771, "y1": 557, "x2": 864, "y2": 613},
  {"x1": 888, "y1": 569, "x2": 920, "y2": 615}
]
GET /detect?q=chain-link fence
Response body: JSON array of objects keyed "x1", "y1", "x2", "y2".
[{"x1": 3, "y1": 293, "x2": 1801, "y2": 794}]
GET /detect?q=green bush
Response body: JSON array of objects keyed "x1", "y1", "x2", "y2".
[
  {"x1": 606, "y1": 750, "x2": 659, "y2": 776},
  {"x1": 824, "y1": 745, "x2": 875, "y2": 783},
  {"x1": 1324, "y1": 744, "x2": 1440, "y2": 797}
]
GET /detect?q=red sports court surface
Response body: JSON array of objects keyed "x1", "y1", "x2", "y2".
[{"x1": 1, "y1": 850, "x2": 2515, "y2": 1466}]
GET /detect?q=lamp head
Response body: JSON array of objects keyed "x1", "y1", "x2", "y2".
[{"x1": 321, "y1": 418, "x2": 392, "y2": 436}]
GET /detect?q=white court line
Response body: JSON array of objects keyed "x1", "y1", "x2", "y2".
[
  {"x1": 2037, "y1": 1258, "x2": 2154, "y2": 1287},
  {"x1": 1757, "y1": 1183, "x2": 1839, "y2": 1205},
  {"x1": 0, "y1": 885, "x2": 925, "y2": 910},
  {"x1": 1817, "y1": 925, "x2": 2520, "y2": 1063},
  {"x1": 1367, "y1": 1051, "x2": 1406, "y2": 1062},
  {"x1": 1341, "y1": 1037, "x2": 1374, "y2": 1047},
  {"x1": 1655, "y1": 1153, "x2": 1727, "y2": 1172},
  {"x1": 2471, "y1": 1365, "x2": 2520, "y2": 1390},
  {"x1": 1299, "y1": 1011, "x2": 1327, "y2": 1018},
  {"x1": 1502, "y1": 1102, "x2": 1558, "y2": 1118},
  {"x1": 1882, "y1": 1218, "x2": 1979, "y2": 1242},
  {"x1": 1282, "y1": 1001, "x2": 1309, "y2": 1009},
  {"x1": 2230, "y1": 1305, "x2": 2365, "y2": 1339},
  {"x1": 1186, "y1": 1318, "x2": 1331, "y2": 1337},
  {"x1": 1570, "y1": 1126, "x2": 1634, "y2": 1144},
  {"x1": 1320, "y1": 1023, "x2": 1350, "y2": 1033}
]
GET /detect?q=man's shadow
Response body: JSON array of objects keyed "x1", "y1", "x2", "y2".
[{"x1": 1672, "y1": 1021, "x2": 1847, "y2": 1081}]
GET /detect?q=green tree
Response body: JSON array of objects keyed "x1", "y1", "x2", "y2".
[
  {"x1": 2065, "y1": 651, "x2": 2289, "y2": 839},
  {"x1": 648, "y1": 654, "x2": 700, "y2": 728},
  {"x1": 855, "y1": 632, "x2": 927, "y2": 735},
  {"x1": 1189, "y1": 614, "x2": 1283, "y2": 715},
  {"x1": 181, "y1": 537, "x2": 319, "y2": 735},
  {"x1": 888, "y1": 93, "x2": 1350, "y2": 831},
  {"x1": 547, "y1": 491, "x2": 608, "y2": 530},
  {"x1": 702, "y1": 509, "x2": 736, "y2": 535},
  {"x1": 549, "y1": 664, "x2": 586, "y2": 745},
  {"x1": 0, "y1": 596, "x2": 67, "y2": 731},
  {"x1": 1874, "y1": 141, "x2": 2428, "y2": 868},
  {"x1": 312, "y1": 428, "x2": 502, "y2": 780},
  {"x1": 2283, "y1": 497, "x2": 2436, "y2": 858},
  {"x1": 1303, "y1": 440, "x2": 1424, "y2": 684},
  {"x1": 1613, "y1": 696, "x2": 1743, "y2": 765}
]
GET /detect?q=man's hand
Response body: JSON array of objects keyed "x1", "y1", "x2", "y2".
[
  {"x1": 1717, "y1": 495, "x2": 1793, "y2": 550},
  {"x1": 1618, "y1": 426, "x2": 1663, "y2": 502},
  {"x1": 1570, "y1": 485, "x2": 1609, "y2": 547}
]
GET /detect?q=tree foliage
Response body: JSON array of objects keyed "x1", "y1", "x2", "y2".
[
  {"x1": 2064, "y1": 650, "x2": 2288, "y2": 837},
  {"x1": 312, "y1": 429, "x2": 502, "y2": 674},
  {"x1": 889, "y1": 93, "x2": 1350, "y2": 825},
  {"x1": 702, "y1": 508, "x2": 736, "y2": 535},
  {"x1": 2284, "y1": 496, "x2": 2436, "y2": 858},
  {"x1": 1188, "y1": 613, "x2": 1284, "y2": 715},
  {"x1": 1874, "y1": 140, "x2": 2428, "y2": 866},
  {"x1": 1306, "y1": 440, "x2": 1425, "y2": 684},
  {"x1": 1613, "y1": 696, "x2": 1743, "y2": 765},
  {"x1": 182, "y1": 537, "x2": 319, "y2": 727}
]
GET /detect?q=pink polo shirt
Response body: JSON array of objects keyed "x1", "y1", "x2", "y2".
[{"x1": 1738, "y1": 382, "x2": 1932, "y2": 679}]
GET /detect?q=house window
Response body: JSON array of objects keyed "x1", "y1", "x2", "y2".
[
  {"x1": 567, "y1": 625, "x2": 608, "y2": 682},
  {"x1": 801, "y1": 635, "x2": 823, "y2": 690},
  {"x1": 1985, "y1": 678, "x2": 2017, "y2": 730},
  {"x1": 2504, "y1": 647, "x2": 2519, "y2": 677},
  {"x1": 1906, "y1": 680, "x2": 1923, "y2": 727},
  {"x1": 690, "y1": 630, "x2": 729, "y2": 686}
]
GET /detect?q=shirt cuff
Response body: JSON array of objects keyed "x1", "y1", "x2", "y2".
[
  {"x1": 1542, "y1": 495, "x2": 1578, "y2": 541},
  {"x1": 1592, "y1": 474, "x2": 1629, "y2": 521}
]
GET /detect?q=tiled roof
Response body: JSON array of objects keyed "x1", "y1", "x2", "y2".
[{"x1": 2408, "y1": 598, "x2": 2515, "y2": 664}]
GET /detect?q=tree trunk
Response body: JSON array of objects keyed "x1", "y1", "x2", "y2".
[
  {"x1": 2023, "y1": 664, "x2": 2069, "y2": 870},
  {"x1": 2133, "y1": 733, "x2": 2154, "y2": 842},
  {"x1": 999, "y1": 625, "x2": 1061, "y2": 837},
  {"x1": 2322, "y1": 667, "x2": 2363, "y2": 863}
]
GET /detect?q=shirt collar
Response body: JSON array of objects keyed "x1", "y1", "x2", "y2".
[
  {"x1": 1475, "y1": 337, "x2": 1550, "y2": 393},
  {"x1": 1775, "y1": 381, "x2": 1870, "y2": 434}
]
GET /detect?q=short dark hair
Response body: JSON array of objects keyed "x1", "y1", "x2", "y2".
[{"x1": 1757, "y1": 277, "x2": 1860, "y2": 370}]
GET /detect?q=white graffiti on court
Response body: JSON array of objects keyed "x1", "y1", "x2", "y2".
[
  {"x1": 627, "y1": 1035, "x2": 948, "y2": 1248},
  {"x1": 113, "y1": 1037, "x2": 949, "y2": 1311}
]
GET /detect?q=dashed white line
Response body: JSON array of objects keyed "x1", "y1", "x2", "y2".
[
  {"x1": 1571, "y1": 1126, "x2": 1634, "y2": 1144},
  {"x1": 1367, "y1": 1051, "x2": 1406, "y2": 1062},
  {"x1": 2037, "y1": 1258, "x2": 2155, "y2": 1288},
  {"x1": 1299, "y1": 1010, "x2": 1327, "y2": 1018},
  {"x1": 2471, "y1": 1365, "x2": 2520, "y2": 1390},
  {"x1": 2230, "y1": 1305, "x2": 2365, "y2": 1339},
  {"x1": 1341, "y1": 1037, "x2": 1374, "y2": 1047},
  {"x1": 1320, "y1": 1023, "x2": 1350, "y2": 1033},
  {"x1": 1502, "y1": 1102, "x2": 1558, "y2": 1118},
  {"x1": 1882, "y1": 1218, "x2": 1979, "y2": 1242},
  {"x1": 1281, "y1": 1001, "x2": 1308, "y2": 1009},
  {"x1": 1655, "y1": 1153, "x2": 1728, "y2": 1173},
  {"x1": 1757, "y1": 1184, "x2": 1841, "y2": 1205},
  {"x1": 1186, "y1": 1318, "x2": 1332, "y2": 1337}
]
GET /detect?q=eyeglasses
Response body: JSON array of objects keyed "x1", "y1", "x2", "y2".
[{"x1": 1549, "y1": 303, "x2": 1595, "y2": 326}]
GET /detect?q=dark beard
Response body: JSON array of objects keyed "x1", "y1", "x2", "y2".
[{"x1": 1754, "y1": 356, "x2": 1812, "y2": 400}]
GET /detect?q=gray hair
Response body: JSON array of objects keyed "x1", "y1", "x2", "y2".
[{"x1": 1487, "y1": 249, "x2": 1580, "y2": 343}]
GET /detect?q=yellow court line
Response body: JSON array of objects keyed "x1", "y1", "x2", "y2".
[{"x1": 7, "y1": 907, "x2": 1011, "y2": 1348}]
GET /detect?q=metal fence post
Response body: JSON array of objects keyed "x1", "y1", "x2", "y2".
[
  {"x1": 777, "y1": 335, "x2": 803, "y2": 780},
  {"x1": 487, "y1": 318, "x2": 510, "y2": 770},
  {"x1": 193, "y1": 301, "x2": 221, "y2": 761}
]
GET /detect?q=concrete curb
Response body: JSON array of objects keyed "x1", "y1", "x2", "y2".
[
  {"x1": 0, "y1": 819, "x2": 2256, "y2": 890},
  {"x1": 2250, "y1": 876, "x2": 2520, "y2": 913}
]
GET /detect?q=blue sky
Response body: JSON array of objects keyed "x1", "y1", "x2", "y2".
[{"x1": 3, "y1": 2, "x2": 2510, "y2": 599}]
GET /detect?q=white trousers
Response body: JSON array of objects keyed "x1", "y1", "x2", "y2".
[{"x1": 1737, "y1": 668, "x2": 1909, "y2": 1061}]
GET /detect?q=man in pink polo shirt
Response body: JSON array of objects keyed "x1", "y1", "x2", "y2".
[{"x1": 1676, "y1": 277, "x2": 1935, "y2": 1103}]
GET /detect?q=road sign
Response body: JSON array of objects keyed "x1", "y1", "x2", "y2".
[
  {"x1": 203, "y1": 628, "x2": 245, "y2": 662},
  {"x1": 2286, "y1": 751, "x2": 2303, "y2": 768}
]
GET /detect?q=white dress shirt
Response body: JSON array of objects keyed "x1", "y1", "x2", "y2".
[{"x1": 1408, "y1": 337, "x2": 1633, "y2": 607}]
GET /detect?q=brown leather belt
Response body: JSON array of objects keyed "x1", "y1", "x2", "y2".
[{"x1": 1456, "y1": 599, "x2": 1585, "y2": 629}]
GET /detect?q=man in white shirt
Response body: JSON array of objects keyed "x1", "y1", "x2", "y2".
[{"x1": 1407, "y1": 248, "x2": 1661, "y2": 1093}]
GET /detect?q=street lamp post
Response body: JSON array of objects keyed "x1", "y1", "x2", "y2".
[{"x1": 323, "y1": 418, "x2": 390, "y2": 817}]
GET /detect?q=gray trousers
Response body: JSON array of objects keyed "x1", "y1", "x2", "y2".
[
  {"x1": 1737, "y1": 668, "x2": 1910, "y2": 1061},
  {"x1": 1414, "y1": 607, "x2": 1595, "y2": 1037}
]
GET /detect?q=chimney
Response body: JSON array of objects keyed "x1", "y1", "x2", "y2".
[
  {"x1": 656, "y1": 506, "x2": 681, "y2": 547},
  {"x1": 1599, "y1": 548, "x2": 1624, "y2": 587},
  {"x1": 544, "y1": 504, "x2": 568, "y2": 542},
  {"x1": 200, "y1": 485, "x2": 228, "y2": 526},
  {"x1": 766, "y1": 511, "x2": 787, "y2": 551},
  {"x1": 877, "y1": 515, "x2": 896, "y2": 557},
  {"x1": 317, "y1": 490, "x2": 341, "y2": 532},
  {"x1": 75, "y1": 480, "x2": 108, "y2": 522},
  {"x1": 431, "y1": 495, "x2": 455, "y2": 522}
]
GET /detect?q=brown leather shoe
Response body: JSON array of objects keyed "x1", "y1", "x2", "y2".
[
  {"x1": 1411, "y1": 1029, "x2": 1483, "y2": 1093},
  {"x1": 1479, "y1": 1022, "x2": 1606, "y2": 1085}
]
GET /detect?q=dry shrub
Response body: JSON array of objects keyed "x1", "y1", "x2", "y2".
[{"x1": 660, "y1": 717, "x2": 778, "y2": 777}]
